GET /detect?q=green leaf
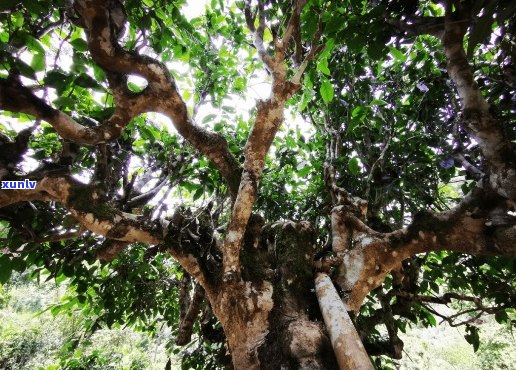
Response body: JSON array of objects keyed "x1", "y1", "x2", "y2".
[
  {"x1": 320, "y1": 78, "x2": 334, "y2": 103},
  {"x1": 127, "y1": 81, "x2": 144, "y2": 92},
  {"x1": 62, "y1": 263, "x2": 75, "y2": 277},
  {"x1": 24, "y1": 34, "x2": 45, "y2": 54},
  {"x1": 423, "y1": 308, "x2": 437, "y2": 327},
  {"x1": 93, "y1": 65, "x2": 107, "y2": 81},
  {"x1": 70, "y1": 38, "x2": 89, "y2": 52},
  {"x1": 465, "y1": 325, "x2": 480, "y2": 352},
  {"x1": 202, "y1": 114, "x2": 217, "y2": 123},
  {"x1": 44, "y1": 70, "x2": 68, "y2": 87},
  {"x1": 370, "y1": 99, "x2": 387, "y2": 106},
  {"x1": 0, "y1": 255, "x2": 12, "y2": 284},
  {"x1": 53, "y1": 96, "x2": 75, "y2": 109},
  {"x1": 389, "y1": 47, "x2": 407, "y2": 63},
  {"x1": 214, "y1": 122, "x2": 224, "y2": 132},
  {"x1": 494, "y1": 310, "x2": 508, "y2": 324},
  {"x1": 263, "y1": 28, "x2": 273, "y2": 42},
  {"x1": 319, "y1": 38, "x2": 335, "y2": 59},
  {"x1": 351, "y1": 106, "x2": 366, "y2": 117},
  {"x1": 23, "y1": 0, "x2": 46, "y2": 14},
  {"x1": 233, "y1": 76, "x2": 246, "y2": 91},
  {"x1": 193, "y1": 187, "x2": 204, "y2": 201},
  {"x1": 31, "y1": 52, "x2": 45, "y2": 72},
  {"x1": 14, "y1": 59, "x2": 36, "y2": 79},
  {"x1": 347, "y1": 34, "x2": 365, "y2": 53},
  {"x1": 347, "y1": 157, "x2": 360, "y2": 176},
  {"x1": 297, "y1": 164, "x2": 311, "y2": 178},
  {"x1": 75, "y1": 73, "x2": 100, "y2": 89},
  {"x1": 139, "y1": 126, "x2": 156, "y2": 143},
  {"x1": 11, "y1": 258, "x2": 26, "y2": 272},
  {"x1": 316, "y1": 58, "x2": 331, "y2": 76},
  {"x1": 55, "y1": 273, "x2": 67, "y2": 284},
  {"x1": 325, "y1": 16, "x2": 344, "y2": 34}
]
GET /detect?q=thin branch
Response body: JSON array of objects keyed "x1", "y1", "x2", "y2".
[
  {"x1": 27, "y1": 228, "x2": 86, "y2": 243},
  {"x1": 126, "y1": 175, "x2": 170, "y2": 208},
  {"x1": 365, "y1": 128, "x2": 393, "y2": 199},
  {"x1": 453, "y1": 153, "x2": 484, "y2": 178}
]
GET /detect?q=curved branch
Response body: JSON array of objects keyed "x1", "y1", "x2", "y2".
[
  {"x1": 0, "y1": 0, "x2": 242, "y2": 196},
  {"x1": 442, "y1": 5, "x2": 512, "y2": 168},
  {"x1": 386, "y1": 16, "x2": 446, "y2": 38},
  {"x1": 74, "y1": 0, "x2": 242, "y2": 196},
  {"x1": 0, "y1": 176, "x2": 212, "y2": 288},
  {"x1": 0, "y1": 76, "x2": 113, "y2": 144},
  {"x1": 391, "y1": 4, "x2": 516, "y2": 201},
  {"x1": 221, "y1": 1, "x2": 310, "y2": 281},
  {"x1": 335, "y1": 185, "x2": 516, "y2": 311}
]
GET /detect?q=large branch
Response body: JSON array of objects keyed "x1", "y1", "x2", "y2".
[
  {"x1": 332, "y1": 184, "x2": 516, "y2": 311},
  {"x1": 0, "y1": 176, "x2": 161, "y2": 242},
  {"x1": 222, "y1": 1, "x2": 314, "y2": 281},
  {"x1": 0, "y1": 75, "x2": 130, "y2": 144},
  {"x1": 0, "y1": 176, "x2": 213, "y2": 289},
  {"x1": 75, "y1": 0, "x2": 243, "y2": 196},
  {"x1": 441, "y1": 4, "x2": 516, "y2": 201},
  {"x1": 315, "y1": 273, "x2": 374, "y2": 370},
  {"x1": 388, "y1": 6, "x2": 516, "y2": 201},
  {"x1": 1, "y1": 0, "x2": 242, "y2": 196}
]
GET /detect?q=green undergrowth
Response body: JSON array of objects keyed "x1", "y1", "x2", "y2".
[
  {"x1": 1, "y1": 273, "x2": 515, "y2": 370},
  {"x1": 396, "y1": 315, "x2": 516, "y2": 370},
  {"x1": 0, "y1": 273, "x2": 171, "y2": 370}
]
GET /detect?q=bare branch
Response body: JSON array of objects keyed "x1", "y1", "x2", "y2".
[
  {"x1": 315, "y1": 273, "x2": 374, "y2": 370},
  {"x1": 126, "y1": 176, "x2": 170, "y2": 208},
  {"x1": 250, "y1": 0, "x2": 275, "y2": 72},
  {"x1": 221, "y1": 0, "x2": 313, "y2": 281},
  {"x1": 0, "y1": 76, "x2": 119, "y2": 144},
  {"x1": 324, "y1": 162, "x2": 368, "y2": 216},
  {"x1": 176, "y1": 284, "x2": 205, "y2": 346},
  {"x1": 280, "y1": 0, "x2": 307, "y2": 54},
  {"x1": 25, "y1": 228, "x2": 87, "y2": 244},
  {"x1": 453, "y1": 153, "x2": 484, "y2": 179}
]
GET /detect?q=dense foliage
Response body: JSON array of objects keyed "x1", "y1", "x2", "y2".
[{"x1": 0, "y1": 0, "x2": 515, "y2": 369}]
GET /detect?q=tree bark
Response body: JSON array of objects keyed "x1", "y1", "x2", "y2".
[
  {"x1": 209, "y1": 221, "x2": 339, "y2": 370},
  {"x1": 315, "y1": 273, "x2": 374, "y2": 370}
]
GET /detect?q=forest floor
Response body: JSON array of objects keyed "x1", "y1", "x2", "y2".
[{"x1": 0, "y1": 273, "x2": 514, "y2": 369}]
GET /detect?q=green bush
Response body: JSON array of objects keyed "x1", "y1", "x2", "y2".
[
  {"x1": 0, "y1": 283, "x2": 9, "y2": 308},
  {"x1": 0, "y1": 325, "x2": 44, "y2": 370},
  {"x1": 52, "y1": 349, "x2": 119, "y2": 370},
  {"x1": 476, "y1": 325, "x2": 516, "y2": 370}
]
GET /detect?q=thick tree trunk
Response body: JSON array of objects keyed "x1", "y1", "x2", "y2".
[{"x1": 210, "y1": 221, "x2": 340, "y2": 369}]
